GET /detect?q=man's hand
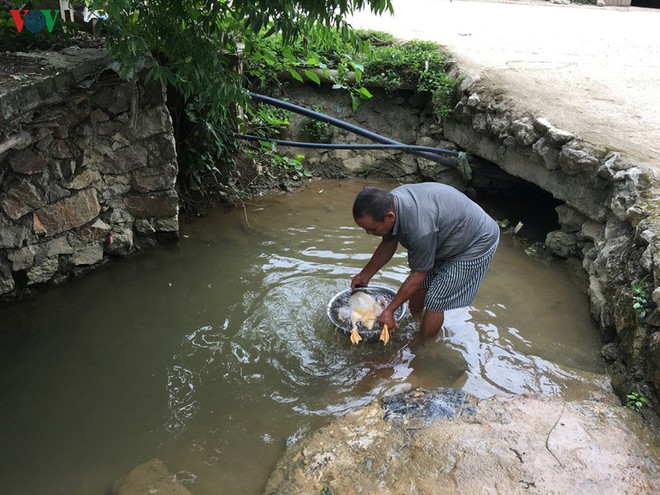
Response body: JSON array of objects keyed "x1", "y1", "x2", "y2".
[
  {"x1": 378, "y1": 308, "x2": 397, "y2": 330},
  {"x1": 351, "y1": 272, "x2": 371, "y2": 291}
]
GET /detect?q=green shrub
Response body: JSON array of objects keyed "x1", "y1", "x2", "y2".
[
  {"x1": 626, "y1": 392, "x2": 649, "y2": 411},
  {"x1": 301, "y1": 105, "x2": 335, "y2": 143},
  {"x1": 631, "y1": 275, "x2": 654, "y2": 319}
]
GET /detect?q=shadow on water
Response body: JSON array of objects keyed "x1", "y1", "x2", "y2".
[{"x1": 0, "y1": 179, "x2": 604, "y2": 495}]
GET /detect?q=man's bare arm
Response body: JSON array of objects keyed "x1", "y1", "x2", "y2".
[{"x1": 379, "y1": 270, "x2": 427, "y2": 328}]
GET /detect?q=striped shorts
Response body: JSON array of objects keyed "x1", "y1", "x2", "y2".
[{"x1": 420, "y1": 239, "x2": 498, "y2": 313}]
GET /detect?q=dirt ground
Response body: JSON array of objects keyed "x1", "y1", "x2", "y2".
[{"x1": 348, "y1": 0, "x2": 660, "y2": 169}]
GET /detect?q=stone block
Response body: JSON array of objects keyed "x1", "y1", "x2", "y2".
[
  {"x1": 67, "y1": 168, "x2": 102, "y2": 190},
  {"x1": 133, "y1": 106, "x2": 174, "y2": 140},
  {"x1": 51, "y1": 159, "x2": 76, "y2": 180},
  {"x1": 28, "y1": 256, "x2": 59, "y2": 285},
  {"x1": 51, "y1": 140, "x2": 73, "y2": 159},
  {"x1": 641, "y1": 244, "x2": 654, "y2": 272},
  {"x1": 132, "y1": 162, "x2": 177, "y2": 192},
  {"x1": 532, "y1": 137, "x2": 559, "y2": 171},
  {"x1": 610, "y1": 168, "x2": 643, "y2": 220},
  {"x1": 579, "y1": 221, "x2": 605, "y2": 243},
  {"x1": 104, "y1": 227, "x2": 134, "y2": 257},
  {"x1": 36, "y1": 134, "x2": 54, "y2": 152},
  {"x1": 0, "y1": 258, "x2": 15, "y2": 295},
  {"x1": 70, "y1": 242, "x2": 104, "y2": 266},
  {"x1": 49, "y1": 183, "x2": 71, "y2": 202},
  {"x1": 546, "y1": 230, "x2": 578, "y2": 258},
  {"x1": 53, "y1": 125, "x2": 69, "y2": 140},
  {"x1": 9, "y1": 149, "x2": 48, "y2": 175},
  {"x1": 545, "y1": 127, "x2": 574, "y2": 147},
  {"x1": 533, "y1": 117, "x2": 553, "y2": 133},
  {"x1": 0, "y1": 223, "x2": 29, "y2": 249},
  {"x1": 33, "y1": 188, "x2": 101, "y2": 236},
  {"x1": 626, "y1": 203, "x2": 650, "y2": 229},
  {"x1": 8, "y1": 246, "x2": 36, "y2": 271},
  {"x1": 107, "y1": 207, "x2": 134, "y2": 224},
  {"x1": 134, "y1": 219, "x2": 155, "y2": 234},
  {"x1": 95, "y1": 120, "x2": 126, "y2": 136},
  {"x1": 2, "y1": 180, "x2": 46, "y2": 220},
  {"x1": 45, "y1": 236, "x2": 74, "y2": 256},
  {"x1": 153, "y1": 218, "x2": 179, "y2": 232},
  {"x1": 486, "y1": 112, "x2": 511, "y2": 139},
  {"x1": 472, "y1": 113, "x2": 488, "y2": 134},
  {"x1": 556, "y1": 204, "x2": 588, "y2": 233},
  {"x1": 80, "y1": 218, "x2": 112, "y2": 242},
  {"x1": 90, "y1": 109, "x2": 109, "y2": 123},
  {"x1": 443, "y1": 120, "x2": 505, "y2": 165},
  {"x1": 466, "y1": 93, "x2": 481, "y2": 109},
  {"x1": 99, "y1": 145, "x2": 148, "y2": 175},
  {"x1": 145, "y1": 135, "x2": 177, "y2": 165},
  {"x1": 558, "y1": 143, "x2": 601, "y2": 175},
  {"x1": 91, "y1": 84, "x2": 131, "y2": 118},
  {"x1": 510, "y1": 117, "x2": 539, "y2": 146}
]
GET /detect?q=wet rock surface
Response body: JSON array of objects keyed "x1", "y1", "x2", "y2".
[{"x1": 264, "y1": 388, "x2": 660, "y2": 495}]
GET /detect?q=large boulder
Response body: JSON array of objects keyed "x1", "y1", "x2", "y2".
[{"x1": 264, "y1": 388, "x2": 659, "y2": 495}]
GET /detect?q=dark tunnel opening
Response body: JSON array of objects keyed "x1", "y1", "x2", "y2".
[
  {"x1": 631, "y1": 0, "x2": 660, "y2": 8},
  {"x1": 468, "y1": 162, "x2": 562, "y2": 244}
]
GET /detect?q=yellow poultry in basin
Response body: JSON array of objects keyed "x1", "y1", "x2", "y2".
[{"x1": 338, "y1": 291, "x2": 390, "y2": 345}]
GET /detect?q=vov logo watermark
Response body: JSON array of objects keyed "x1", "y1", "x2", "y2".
[{"x1": 8, "y1": 0, "x2": 75, "y2": 34}]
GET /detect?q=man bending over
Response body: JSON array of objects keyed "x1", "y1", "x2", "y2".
[{"x1": 351, "y1": 183, "x2": 499, "y2": 337}]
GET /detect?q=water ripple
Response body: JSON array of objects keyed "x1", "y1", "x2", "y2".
[{"x1": 165, "y1": 365, "x2": 199, "y2": 432}]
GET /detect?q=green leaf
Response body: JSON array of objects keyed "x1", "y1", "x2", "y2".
[
  {"x1": 356, "y1": 87, "x2": 372, "y2": 99},
  {"x1": 304, "y1": 69, "x2": 321, "y2": 85},
  {"x1": 282, "y1": 45, "x2": 296, "y2": 64},
  {"x1": 350, "y1": 61, "x2": 364, "y2": 72},
  {"x1": 288, "y1": 68, "x2": 304, "y2": 82},
  {"x1": 354, "y1": 67, "x2": 362, "y2": 84}
]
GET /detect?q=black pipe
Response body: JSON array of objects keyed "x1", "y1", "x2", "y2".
[
  {"x1": 235, "y1": 133, "x2": 461, "y2": 157},
  {"x1": 247, "y1": 92, "x2": 460, "y2": 167}
]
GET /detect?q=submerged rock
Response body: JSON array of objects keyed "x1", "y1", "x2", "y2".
[
  {"x1": 382, "y1": 387, "x2": 475, "y2": 424},
  {"x1": 111, "y1": 459, "x2": 192, "y2": 495}
]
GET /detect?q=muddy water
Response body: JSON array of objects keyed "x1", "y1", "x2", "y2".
[{"x1": 0, "y1": 179, "x2": 604, "y2": 495}]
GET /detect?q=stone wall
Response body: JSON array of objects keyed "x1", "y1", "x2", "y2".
[
  {"x1": 277, "y1": 80, "x2": 660, "y2": 408},
  {"x1": 0, "y1": 49, "x2": 178, "y2": 300},
  {"x1": 444, "y1": 78, "x2": 660, "y2": 407},
  {"x1": 273, "y1": 84, "x2": 467, "y2": 190}
]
